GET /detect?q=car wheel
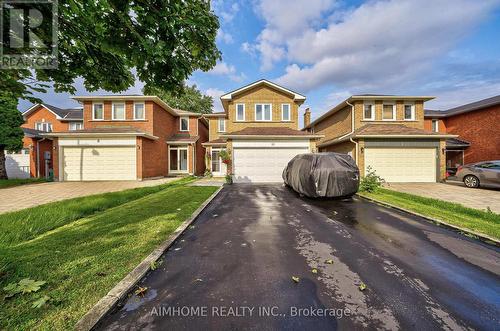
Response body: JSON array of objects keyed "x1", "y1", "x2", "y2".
[{"x1": 464, "y1": 175, "x2": 480, "y2": 188}]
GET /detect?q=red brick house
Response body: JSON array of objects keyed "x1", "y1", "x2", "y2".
[
  {"x1": 9, "y1": 104, "x2": 84, "y2": 179},
  {"x1": 424, "y1": 95, "x2": 500, "y2": 170},
  {"x1": 12, "y1": 96, "x2": 208, "y2": 181}
]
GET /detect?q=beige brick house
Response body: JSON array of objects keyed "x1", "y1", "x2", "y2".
[
  {"x1": 203, "y1": 80, "x2": 322, "y2": 182},
  {"x1": 303, "y1": 95, "x2": 456, "y2": 182}
]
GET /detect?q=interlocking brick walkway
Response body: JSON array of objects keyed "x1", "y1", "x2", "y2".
[
  {"x1": 0, "y1": 178, "x2": 178, "y2": 214},
  {"x1": 385, "y1": 182, "x2": 500, "y2": 213}
]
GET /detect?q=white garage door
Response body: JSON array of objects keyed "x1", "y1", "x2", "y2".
[
  {"x1": 364, "y1": 148, "x2": 436, "y2": 182},
  {"x1": 62, "y1": 146, "x2": 136, "y2": 181},
  {"x1": 233, "y1": 147, "x2": 308, "y2": 183}
]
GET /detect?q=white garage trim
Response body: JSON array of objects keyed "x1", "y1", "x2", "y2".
[
  {"x1": 364, "y1": 148, "x2": 437, "y2": 183},
  {"x1": 232, "y1": 140, "x2": 310, "y2": 183}
]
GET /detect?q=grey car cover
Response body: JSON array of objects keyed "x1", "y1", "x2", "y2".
[{"x1": 282, "y1": 152, "x2": 359, "y2": 198}]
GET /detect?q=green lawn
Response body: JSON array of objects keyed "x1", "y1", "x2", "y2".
[
  {"x1": 0, "y1": 177, "x2": 218, "y2": 330},
  {"x1": 359, "y1": 188, "x2": 500, "y2": 241},
  {"x1": 0, "y1": 178, "x2": 47, "y2": 189}
]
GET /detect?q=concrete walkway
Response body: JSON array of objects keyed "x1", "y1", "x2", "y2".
[
  {"x1": 0, "y1": 178, "x2": 178, "y2": 214},
  {"x1": 385, "y1": 182, "x2": 500, "y2": 213}
]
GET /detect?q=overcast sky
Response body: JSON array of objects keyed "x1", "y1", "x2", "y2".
[{"x1": 18, "y1": 0, "x2": 500, "y2": 124}]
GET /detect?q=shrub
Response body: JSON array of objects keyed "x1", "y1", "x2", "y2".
[
  {"x1": 225, "y1": 174, "x2": 233, "y2": 184},
  {"x1": 359, "y1": 166, "x2": 384, "y2": 192}
]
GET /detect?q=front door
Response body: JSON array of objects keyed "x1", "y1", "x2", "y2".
[
  {"x1": 211, "y1": 149, "x2": 226, "y2": 177},
  {"x1": 169, "y1": 147, "x2": 188, "y2": 173}
]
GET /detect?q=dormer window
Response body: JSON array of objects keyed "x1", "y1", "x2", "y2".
[
  {"x1": 112, "y1": 102, "x2": 126, "y2": 120},
  {"x1": 363, "y1": 102, "x2": 375, "y2": 120},
  {"x1": 281, "y1": 104, "x2": 291, "y2": 121},
  {"x1": 404, "y1": 103, "x2": 415, "y2": 120},
  {"x1": 382, "y1": 103, "x2": 396, "y2": 121},
  {"x1": 236, "y1": 104, "x2": 245, "y2": 121},
  {"x1": 255, "y1": 104, "x2": 272, "y2": 121},
  {"x1": 180, "y1": 117, "x2": 189, "y2": 131}
]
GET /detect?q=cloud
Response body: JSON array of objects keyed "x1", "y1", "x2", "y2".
[
  {"x1": 208, "y1": 61, "x2": 246, "y2": 82},
  {"x1": 273, "y1": 0, "x2": 500, "y2": 92},
  {"x1": 205, "y1": 88, "x2": 226, "y2": 113},
  {"x1": 213, "y1": 1, "x2": 240, "y2": 23},
  {"x1": 217, "y1": 29, "x2": 234, "y2": 44}
]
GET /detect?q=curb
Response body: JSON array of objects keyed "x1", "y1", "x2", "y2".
[
  {"x1": 356, "y1": 194, "x2": 499, "y2": 247},
  {"x1": 75, "y1": 185, "x2": 224, "y2": 331}
]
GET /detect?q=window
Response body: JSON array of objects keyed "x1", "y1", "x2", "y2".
[
  {"x1": 134, "y1": 102, "x2": 145, "y2": 120},
  {"x1": 281, "y1": 104, "x2": 291, "y2": 121},
  {"x1": 255, "y1": 104, "x2": 272, "y2": 121},
  {"x1": 93, "y1": 103, "x2": 104, "y2": 120},
  {"x1": 218, "y1": 119, "x2": 226, "y2": 132},
  {"x1": 211, "y1": 150, "x2": 221, "y2": 172},
  {"x1": 363, "y1": 103, "x2": 375, "y2": 120},
  {"x1": 69, "y1": 122, "x2": 83, "y2": 131},
  {"x1": 404, "y1": 103, "x2": 415, "y2": 120},
  {"x1": 35, "y1": 122, "x2": 52, "y2": 132},
  {"x1": 236, "y1": 104, "x2": 245, "y2": 121},
  {"x1": 382, "y1": 104, "x2": 395, "y2": 120},
  {"x1": 180, "y1": 117, "x2": 189, "y2": 131},
  {"x1": 112, "y1": 102, "x2": 125, "y2": 120},
  {"x1": 432, "y1": 119, "x2": 439, "y2": 132}
]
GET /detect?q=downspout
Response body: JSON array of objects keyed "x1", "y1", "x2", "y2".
[{"x1": 346, "y1": 101, "x2": 358, "y2": 165}]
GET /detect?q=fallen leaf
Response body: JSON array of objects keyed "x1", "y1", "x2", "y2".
[
  {"x1": 291, "y1": 276, "x2": 300, "y2": 283},
  {"x1": 135, "y1": 286, "x2": 148, "y2": 297},
  {"x1": 325, "y1": 259, "x2": 334, "y2": 265},
  {"x1": 18, "y1": 278, "x2": 46, "y2": 294},
  {"x1": 311, "y1": 269, "x2": 318, "y2": 274},
  {"x1": 32, "y1": 295, "x2": 50, "y2": 308},
  {"x1": 359, "y1": 282, "x2": 367, "y2": 291}
]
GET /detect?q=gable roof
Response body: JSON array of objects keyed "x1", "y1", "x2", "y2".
[
  {"x1": 220, "y1": 79, "x2": 306, "y2": 102},
  {"x1": 221, "y1": 127, "x2": 322, "y2": 139},
  {"x1": 304, "y1": 95, "x2": 435, "y2": 130},
  {"x1": 22, "y1": 104, "x2": 83, "y2": 121},
  {"x1": 424, "y1": 95, "x2": 500, "y2": 118}
]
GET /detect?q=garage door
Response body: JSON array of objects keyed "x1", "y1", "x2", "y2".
[
  {"x1": 5, "y1": 149, "x2": 30, "y2": 179},
  {"x1": 62, "y1": 146, "x2": 136, "y2": 181},
  {"x1": 364, "y1": 148, "x2": 436, "y2": 182},
  {"x1": 233, "y1": 147, "x2": 308, "y2": 183}
]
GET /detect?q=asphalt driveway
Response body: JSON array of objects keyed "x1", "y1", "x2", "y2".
[{"x1": 98, "y1": 184, "x2": 500, "y2": 330}]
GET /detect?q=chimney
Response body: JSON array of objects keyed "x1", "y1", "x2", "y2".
[{"x1": 304, "y1": 108, "x2": 311, "y2": 127}]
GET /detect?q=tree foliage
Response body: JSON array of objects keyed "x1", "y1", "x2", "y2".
[
  {"x1": 0, "y1": 0, "x2": 221, "y2": 103},
  {"x1": 144, "y1": 84, "x2": 213, "y2": 114},
  {"x1": 0, "y1": 93, "x2": 24, "y2": 179}
]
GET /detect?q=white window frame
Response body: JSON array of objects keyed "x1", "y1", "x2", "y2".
[
  {"x1": 133, "y1": 102, "x2": 145, "y2": 120},
  {"x1": 432, "y1": 119, "x2": 439, "y2": 132},
  {"x1": 363, "y1": 102, "x2": 375, "y2": 120},
  {"x1": 180, "y1": 116, "x2": 189, "y2": 131},
  {"x1": 235, "y1": 103, "x2": 245, "y2": 121},
  {"x1": 112, "y1": 102, "x2": 126, "y2": 120},
  {"x1": 255, "y1": 103, "x2": 272, "y2": 121},
  {"x1": 382, "y1": 103, "x2": 396, "y2": 121},
  {"x1": 218, "y1": 118, "x2": 226, "y2": 132},
  {"x1": 281, "y1": 104, "x2": 291, "y2": 121},
  {"x1": 168, "y1": 146, "x2": 189, "y2": 173},
  {"x1": 68, "y1": 122, "x2": 83, "y2": 131},
  {"x1": 92, "y1": 102, "x2": 104, "y2": 120},
  {"x1": 403, "y1": 103, "x2": 415, "y2": 121},
  {"x1": 35, "y1": 122, "x2": 52, "y2": 132}
]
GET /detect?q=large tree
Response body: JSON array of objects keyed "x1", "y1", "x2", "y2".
[
  {"x1": 0, "y1": 0, "x2": 221, "y2": 178},
  {"x1": 144, "y1": 84, "x2": 213, "y2": 114},
  {"x1": 0, "y1": 93, "x2": 24, "y2": 179}
]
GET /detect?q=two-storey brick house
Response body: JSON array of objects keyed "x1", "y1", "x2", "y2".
[
  {"x1": 202, "y1": 80, "x2": 322, "y2": 182},
  {"x1": 303, "y1": 95, "x2": 456, "y2": 182},
  {"x1": 45, "y1": 96, "x2": 208, "y2": 181},
  {"x1": 424, "y1": 95, "x2": 500, "y2": 171},
  {"x1": 9, "y1": 104, "x2": 84, "y2": 179}
]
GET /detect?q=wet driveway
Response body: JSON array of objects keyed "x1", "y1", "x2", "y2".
[{"x1": 98, "y1": 184, "x2": 500, "y2": 330}]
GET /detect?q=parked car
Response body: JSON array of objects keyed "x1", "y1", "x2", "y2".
[
  {"x1": 283, "y1": 152, "x2": 359, "y2": 198},
  {"x1": 455, "y1": 161, "x2": 500, "y2": 188}
]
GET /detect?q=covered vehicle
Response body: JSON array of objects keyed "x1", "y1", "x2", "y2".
[{"x1": 283, "y1": 152, "x2": 359, "y2": 198}]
